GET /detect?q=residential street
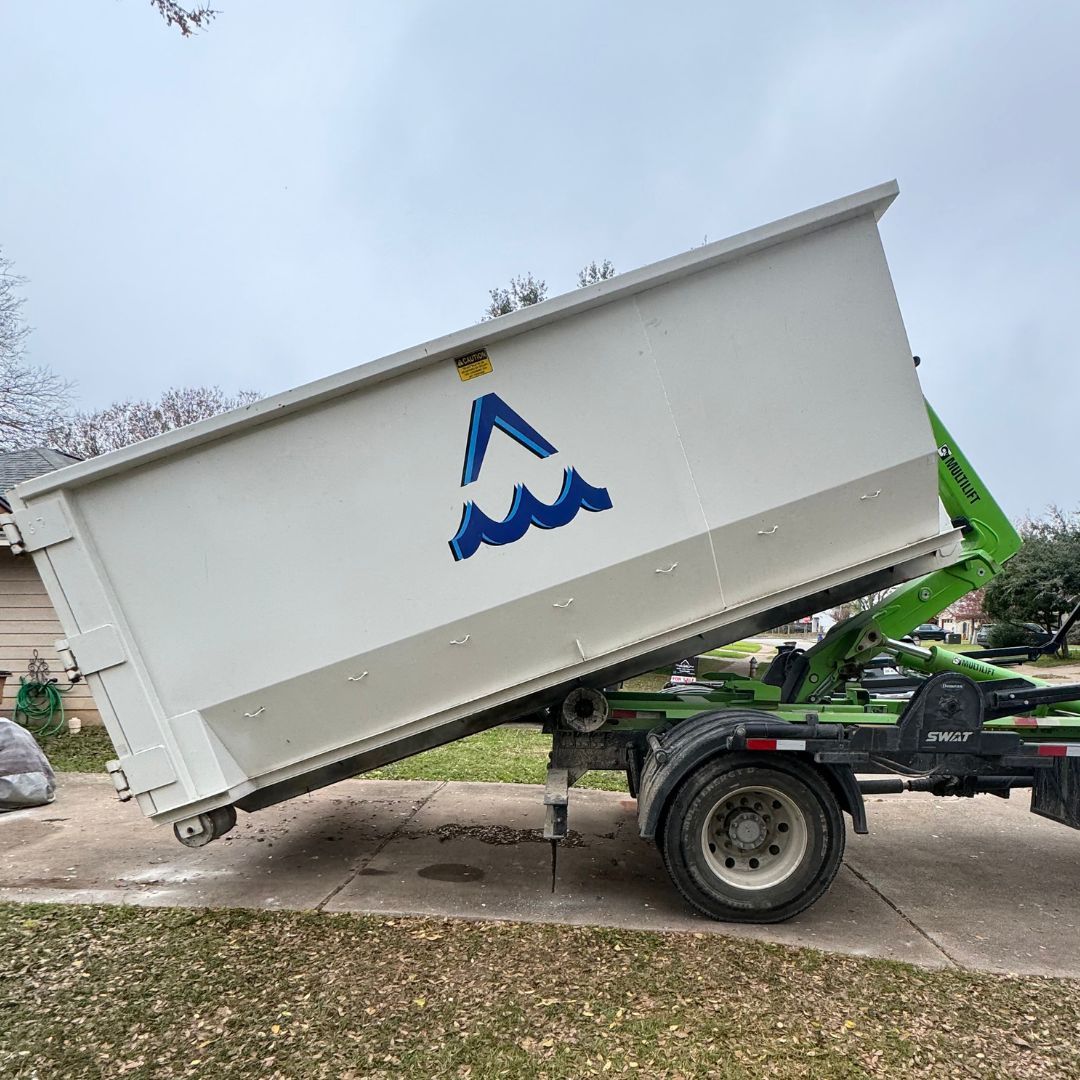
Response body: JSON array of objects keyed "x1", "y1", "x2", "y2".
[{"x1": 4, "y1": 772, "x2": 1079, "y2": 978}]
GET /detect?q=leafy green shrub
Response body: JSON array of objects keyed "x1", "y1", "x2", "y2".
[{"x1": 987, "y1": 622, "x2": 1040, "y2": 648}]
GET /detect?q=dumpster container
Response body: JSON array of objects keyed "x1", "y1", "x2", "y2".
[{"x1": 2, "y1": 179, "x2": 963, "y2": 835}]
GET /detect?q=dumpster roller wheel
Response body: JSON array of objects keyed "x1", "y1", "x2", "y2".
[{"x1": 173, "y1": 805, "x2": 237, "y2": 848}]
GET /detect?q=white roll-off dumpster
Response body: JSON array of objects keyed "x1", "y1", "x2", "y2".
[{"x1": 3, "y1": 180, "x2": 963, "y2": 837}]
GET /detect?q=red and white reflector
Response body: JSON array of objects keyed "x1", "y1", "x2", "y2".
[
  {"x1": 745, "y1": 738, "x2": 807, "y2": 752},
  {"x1": 1036, "y1": 744, "x2": 1080, "y2": 757},
  {"x1": 608, "y1": 709, "x2": 666, "y2": 721}
]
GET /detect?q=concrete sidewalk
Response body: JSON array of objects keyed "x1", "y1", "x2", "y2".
[{"x1": 3, "y1": 774, "x2": 1079, "y2": 977}]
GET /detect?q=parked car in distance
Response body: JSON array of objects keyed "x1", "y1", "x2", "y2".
[
  {"x1": 976, "y1": 622, "x2": 1053, "y2": 648},
  {"x1": 908, "y1": 623, "x2": 948, "y2": 643},
  {"x1": 860, "y1": 654, "x2": 926, "y2": 696}
]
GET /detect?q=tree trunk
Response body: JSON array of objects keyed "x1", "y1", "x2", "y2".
[{"x1": 1049, "y1": 611, "x2": 1070, "y2": 658}]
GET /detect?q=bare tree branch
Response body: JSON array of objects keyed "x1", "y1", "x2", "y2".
[
  {"x1": 0, "y1": 251, "x2": 30, "y2": 363},
  {"x1": 0, "y1": 249, "x2": 73, "y2": 451},
  {"x1": 829, "y1": 589, "x2": 894, "y2": 623},
  {"x1": 150, "y1": 1, "x2": 217, "y2": 36},
  {"x1": 47, "y1": 387, "x2": 261, "y2": 459}
]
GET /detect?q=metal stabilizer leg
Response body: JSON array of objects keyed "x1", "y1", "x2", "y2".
[{"x1": 544, "y1": 766, "x2": 570, "y2": 892}]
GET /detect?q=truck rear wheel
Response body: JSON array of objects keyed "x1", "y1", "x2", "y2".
[{"x1": 659, "y1": 755, "x2": 844, "y2": 923}]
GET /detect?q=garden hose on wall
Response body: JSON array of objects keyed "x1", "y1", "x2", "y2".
[{"x1": 13, "y1": 651, "x2": 73, "y2": 738}]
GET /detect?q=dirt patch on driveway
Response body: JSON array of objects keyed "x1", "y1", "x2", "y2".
[{"x1": 430, "y1": 822, "x2": 587, "y2": 847}]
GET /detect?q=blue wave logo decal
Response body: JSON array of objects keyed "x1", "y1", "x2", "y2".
[
  {"x1": 448, "y1": 392, "x2": 612, "y2": 561},
  {"x1": 450, "y1": 468, "x2": 614, "y2": 562}
]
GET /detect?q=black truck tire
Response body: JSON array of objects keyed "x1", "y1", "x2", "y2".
[{"x1": 659, "y1": 754, "x2": 845, "y2": 923}]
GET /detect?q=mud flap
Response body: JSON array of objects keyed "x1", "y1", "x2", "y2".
[
  {"x1": 1031, "y1": 757, "x2": 1080, "y2": 830},
  {"x1": 823, "y1": 763, "x2": 868, "y2": 835}
]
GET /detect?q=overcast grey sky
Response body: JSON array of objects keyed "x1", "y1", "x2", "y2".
[{"x1": 1, "y1": 1, "x2": 1076, "y2": 518}]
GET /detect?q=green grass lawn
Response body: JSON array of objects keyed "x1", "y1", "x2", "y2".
[
  {"x1": 621, "y1": 671, "x2": 670, "y2": 693},
  {"x1": 719, "y1": 640, "x2": 763, "y2": 654},
  {"x1": 3, "y1": 902, "x2": 1077, "y2": 1080},
  {"x1": 946, "y1": 644, "x2": 1079, "y2": 667},
  {"x1": 367, "y1": 726, "x2": 627, "y2": 792},
  {"x1": 705, "y1": 641, "x2": 763, "y2": 659},
  {"x1": 1032, "y1": 652, "x2": 1080, "y2": 668},
  {"x1": 33, "y1": 727, "x2": 116, "y2": 773}
]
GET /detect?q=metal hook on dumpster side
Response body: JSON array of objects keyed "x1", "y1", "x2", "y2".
[
  {"x1": 450, "y1": 635, "x2": 471, "y2": 645},
  {"x1": 757, "y1": 525, "x2": 780, "y2": 536}
]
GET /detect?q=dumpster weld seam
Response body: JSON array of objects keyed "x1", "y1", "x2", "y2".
[
  {"x1": 843, "y1": 862, "x2": 961, "y2": 968},
  {"x1": 315, "y1": 781, "x2": 447, "y2": 912},
  {"x1": 632, "y1": 297, "x2": 725, "y2": 601}
]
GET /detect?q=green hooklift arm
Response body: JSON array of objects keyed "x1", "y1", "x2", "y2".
[{"x1": 791, "y1": 400, "x2": 1036, "y2": 704}]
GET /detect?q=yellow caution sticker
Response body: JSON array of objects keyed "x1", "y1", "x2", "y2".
[{"x1": 454, "y1": 348, "x2": 493, "y2": 382}]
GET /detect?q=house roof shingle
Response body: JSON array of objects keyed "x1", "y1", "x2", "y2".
[{"x1": 0, "y1": 448, "x2": 81, "y2": 512}]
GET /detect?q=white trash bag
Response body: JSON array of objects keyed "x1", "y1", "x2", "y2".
[{"x1": 0, "y1": 716, "x2": 56, "y2": 810}]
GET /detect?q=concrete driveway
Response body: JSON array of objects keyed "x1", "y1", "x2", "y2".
[{"x1": 3, "y1": 773, "x2": 1079, "y2": 978}]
